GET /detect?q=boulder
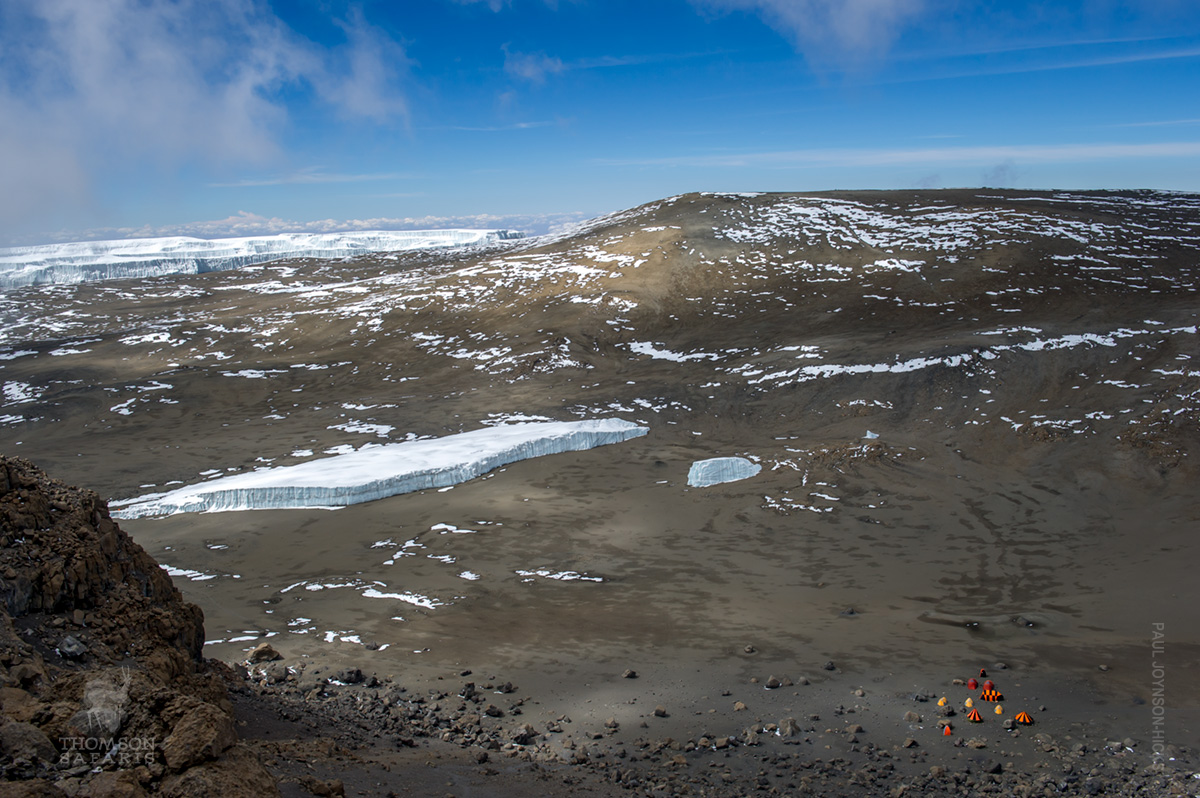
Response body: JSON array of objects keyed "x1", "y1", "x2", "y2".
[
  {"x1": 247, "y1": 643, "x2": 281, "y2": 663},
  {"x1": 159, "y1": 745, "x2": 280, "y2": 798},
  {"x1": 162, "y1": 704, "x2": 236, "y2": 772}
]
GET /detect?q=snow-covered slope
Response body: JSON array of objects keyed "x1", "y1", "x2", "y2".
[
  {"x1": 111, "y1": 419, "x2": 647, "y2": 517},
  {"x1": 0, "y1": 230, "x2": 523, "y2": 289}
]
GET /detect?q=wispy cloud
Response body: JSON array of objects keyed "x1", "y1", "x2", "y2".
[
  {"x1": 208, "y1": 169, "x2": 414, "y2": 188},
  {"x1": 503, "y1": 46, "x2": 566, "y2": 83},
  {"x1": 25, "y1": 210, "x2": 591, "y2": 245},
  {"x1": 0, "y1": 0, "x2": 410, "y2": 238},
  {"x1": 448, "y1": 0, "x2": 573, "y2": 11},
  {"x1": 429, "y1": 121, "x2": 557, "y2": 132},
  {"x1": 890, "y1": 45, "x2": 1200, "y2": 85},
  {"x1": 605, "y1": 141, "x2": 1200, "y2": 168},
  {"x1": 502, "y1": 46, "x2": 718, "y2": 83},
  {"x1": 1107, "y1": 118, "x2": 1200, "y2": 129},
  {"x1": 692, "y1": 0, "x2": 926, "y2": 63}
]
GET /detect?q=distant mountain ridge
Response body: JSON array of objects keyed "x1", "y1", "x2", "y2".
[{"x1": 0, "y1": 229, "x2": 525, "y2": 289}]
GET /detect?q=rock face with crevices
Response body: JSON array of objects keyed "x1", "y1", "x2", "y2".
[{"x1": 0, "y1": 456, "x2": 278, "y2": 796}]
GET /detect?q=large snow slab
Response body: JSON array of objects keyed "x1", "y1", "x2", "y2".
[
  {"x1": 112, "y1": 419, "x2": 647, "y2": 518},
  {"x1": 687, "y1": 457, "x2": 761, "y2": 487},
  {"x1": 0, "y1": 230, "x2": 522, "y2": 288}
]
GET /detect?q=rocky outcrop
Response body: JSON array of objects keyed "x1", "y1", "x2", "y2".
[{"x1": 0, "y1": 456, "x2": 278, "y2": 796}]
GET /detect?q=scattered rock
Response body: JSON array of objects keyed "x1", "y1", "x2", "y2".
[
  {"x1": 298, "y1": 777, "x2": 345, "y2": 797},
  {"x1": 621, "y1": 669, "x2": 638, "y2": 679},
  {"x1": 334, "y1": 668, "x2": 363, "y2": 685},
  {"x1": 764, "y1": 676, "x2": 781, "y2": 689},
  {"x1": 510, "y1": 724, "x2": 537, "y2": 745},
  {"x1": 57, "y1": 635, "x2": 88, "y2": 659},
  {"x1": 653, "y1": 705, "x2": 668, "y2": 718},
  {"x1": 247, "y1": 643, "x2": 282, "y2": 663},
  {"x1": 823, "y1": 661, "x2": 836, "y2": 671}
]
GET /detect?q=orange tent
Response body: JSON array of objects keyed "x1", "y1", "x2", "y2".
[
  {"x1": 1014, "y1": 711, "x2": 1033, "y2": 725},
  {"x1": 967, "y1": 708, "x2": 983, "y2": 722}
]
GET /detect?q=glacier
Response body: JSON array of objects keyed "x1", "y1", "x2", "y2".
[
  {"x1": 0, "y1": 229, "x2": 523, "y2": 289},
  {"x1": 687, "y1": 457, "x2": 761, "y2": 487},
  {"x1": 111, "y1": 419, "x2": 648, "y2": 518}
]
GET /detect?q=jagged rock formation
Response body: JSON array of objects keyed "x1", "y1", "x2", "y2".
[{"x1": 0, "y1": 456, "x2": 278, "y2": 796}]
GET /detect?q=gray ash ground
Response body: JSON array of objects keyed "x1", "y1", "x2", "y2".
[
  {"x1": 3, "y1": 189, "x2": 1200, "y2": 795},
  {"x1": 232, "y1": 655, "x2": 1194, "y2": 797}
]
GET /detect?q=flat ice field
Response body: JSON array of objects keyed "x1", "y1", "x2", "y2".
[
  {"x1": 112, "y1": 419, "x2": 647, "y2": 518},
  {"x1": 0, "y1": 229, "x2": 520, "y2": 288}
]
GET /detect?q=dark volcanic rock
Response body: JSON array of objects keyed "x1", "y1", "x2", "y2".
[
  {"x1": 0, "y1": 457, "x2": 203, "y2": 672},
  {"x1": 0, "y1": 456, "x2": 279, "y2": 796}
]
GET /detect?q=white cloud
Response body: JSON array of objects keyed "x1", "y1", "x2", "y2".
[
  {"x1": 693, "y1": 0, "x2": 926, "y2": 62},
  {"x1": 25, "y1": 210, "x2": 590, "y2": 244},
  {"x1": 316, "y1": 7, "x2": 411, "y2": 123},
  {"x1": 0, "y1": 0, "x2": 409, "y2": 238},
  {"x1": 207, "y1": 169, "x2": 414, "y2": 188},
  {"x1": 605, "y1": 141, "x2": 1200, "y2": 169},
  {"x1": 451, "y1": 0, "x2": 511, "y2": 9},
  {"x1": 449, "y1": 0, "x2": 569, "y2": 11},
  {"x1": 503, "y1": 46, "x2": 566, "y2": 83}
]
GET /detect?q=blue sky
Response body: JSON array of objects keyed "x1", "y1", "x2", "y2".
[{"x1": 1, "y1": 0, "x2": 1198, "y2": 245}]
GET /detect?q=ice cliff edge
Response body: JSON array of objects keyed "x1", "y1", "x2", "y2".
[
  {"x1": 112, "y1": 419, "x2": 648, "y2": 518},
  {"x1": 0, "y1": 229, "x2": 524, "y2": 289}
]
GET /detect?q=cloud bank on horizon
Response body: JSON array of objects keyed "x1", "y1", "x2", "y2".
[{"x1": 1, "y1": 0, "x2": 1197, "y2": 245}]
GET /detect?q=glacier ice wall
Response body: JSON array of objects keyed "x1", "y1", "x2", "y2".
[
  {"x1": 111, "y1": 419, "x2": 647, "y2": 518},
  {"x1": 0, "y1": 230, "x2": 523, "y2": 289},
  {"x1": 687, "y1": 457, "x2": 761, "y2": 487}
]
